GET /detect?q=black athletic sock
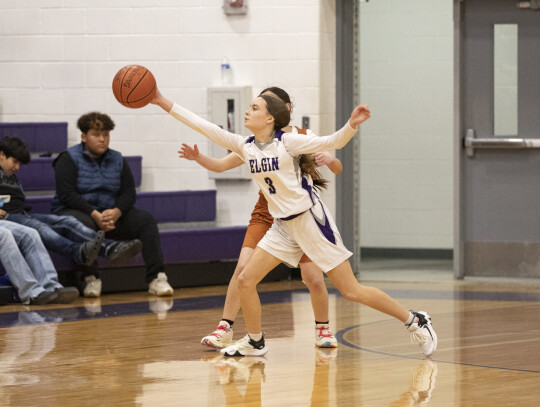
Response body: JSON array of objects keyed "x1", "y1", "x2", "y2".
[{"x1": 315, "y1": 320, "x2": 329, "y2": 325}]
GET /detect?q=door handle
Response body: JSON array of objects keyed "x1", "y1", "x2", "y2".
[{"x1": 464, "y1": 128, "x2": 540, "y2": 157}]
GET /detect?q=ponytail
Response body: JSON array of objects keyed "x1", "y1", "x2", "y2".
[{"x1": 299, "y1": 154, "x2": 328, "y2": 190}]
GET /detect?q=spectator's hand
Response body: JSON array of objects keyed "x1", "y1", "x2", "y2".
[
  {"x1": 313, "y1": 151, "x2": 334, "y2": 167},
  {"x1": 349, "y1": 104, "x2": 371, "y2": 129},
  {"x1": 0, "y1": 209, "x2": 6, "y2": 219},
  {"x1": 91, "y1": 210, "x2": 115, "y2": 232},
  {"x1": 178, "y1": 143, "x2": 199, "y2": 161},
  {"x1": 102, "y1": 208, "x2": 122, "y2": 225}
]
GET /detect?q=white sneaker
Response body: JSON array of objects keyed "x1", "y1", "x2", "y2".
[
  {"x1": 201, "y1": 322, "x2": 233, "y2": 349},
  {"x1": 148, "y1": 272, "x2": 173, "y2": 296},
  {"x1": 315, "y1": 324, "x2": 338, "y2": 348},
  {"x1": 84, "y1": 276, "x2": 102, "y2": 298},
  {"x1": 221, "y1": 334, "x2": 268, "y2": 357},
  {"x1": 408, "y1": 311, "x2": 438, "y2": 356}
]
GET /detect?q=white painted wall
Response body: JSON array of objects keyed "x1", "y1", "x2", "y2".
[
  {"x1": 0, "y1": 0, "x2": 336, "y2": 227},
  {"x1": 358, "y1": 0, "x2": 454, "y2": 249}
]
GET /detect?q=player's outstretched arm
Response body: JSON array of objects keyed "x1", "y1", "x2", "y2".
[
  {"x1": 150, "y1": 87, "x2": 244, "y2": 156},
  {"x1": 285, "y1": 103, "x2": 371, "y2": 156},
  {"x1": 179, "y1": 144, "x2": 243, "y2": 173}
]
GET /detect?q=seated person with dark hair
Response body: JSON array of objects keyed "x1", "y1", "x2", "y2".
[
  {"x1": 0, "y1": 220, "x2": 79, "y2": 305},
  {"x1": 0, "y1": 136, "x2": 142, "y2": 298},
  {"x1": 51, "y1": 112, "x2": 173, "y2": 298}
]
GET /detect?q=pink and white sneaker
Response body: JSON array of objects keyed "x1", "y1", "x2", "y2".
[
  {"x1": 201, "y1": 322, "x2": 233, "y2": 349},
  {"x1": 315, "y1": 324, "x2": 338, "y2": 348}
]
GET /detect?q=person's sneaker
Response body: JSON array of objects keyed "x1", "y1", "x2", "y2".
[
  {"x1": 29, "y1": 290, "x2": 58, "y2": 305},
  {"x1": 410, "y1": 359, "x2": 438, "y2": 405},
  {"x1": 315, "y1": 324, "x2": 338, "y2": 348},
  {"x1": 84, "y1": 276, "x2": 102, "y2": 298},
  {"x1": 201, "y1": 322, "x2": 234, "y2": 349},
  {"x1": 407, "y1": 311, "x2": 438, "y2": 356},
  {"x1": 52, "y1": 287, "x2": 79, "y2": 304},
  {"x1": 79, "y1": 230, "x2": 105, "y2": 266},
  {"x1": 220, "y1": 334, "x2": 268, "y2": 357},
  {"x1": 107, "y1": 239, "x2": 142, "y2": 264},
  {"x1": 148, "y1": 272, "x2": 173, "y2": 296}
]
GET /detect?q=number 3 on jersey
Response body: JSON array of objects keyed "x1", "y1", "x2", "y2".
[{"x1": 264, "y1": 177, "x2": 276, "y2": 194}]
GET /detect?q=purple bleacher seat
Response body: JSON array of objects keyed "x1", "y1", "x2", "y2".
[
  {"x1": 18, "y1": 157, "x2": 57, "y2": 190},
  {"x1": 26, "y1": 190, "x2": 216, "y2": 222},
  {"x1": 48, "y1": 226, "x2": 247, "y2": 271},
  {"x1": 133, "y1": 190, "x2": 216, "y2": 223},
  {"x1": 0, "y1": 122, "x2": 67, "y2": 153},
  {"x1": 17, "y1": 155, "x2": 142, "y2": 191},
  {"x1": 158, "y1": 227, "x2": 245, "y2": 263}
]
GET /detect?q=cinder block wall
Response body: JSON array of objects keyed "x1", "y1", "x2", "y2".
[{"x1": 0, "y1": 0, "x2": 336, "y2": 227}]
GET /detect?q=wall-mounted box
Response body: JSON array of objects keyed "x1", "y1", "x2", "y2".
[{"x1": 207, "y1": 86, "x2": 252, "y2": 180}]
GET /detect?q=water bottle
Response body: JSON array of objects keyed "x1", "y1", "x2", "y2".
[{"x1": 221, "y1": 57, "x2": 233, "y2": 86}]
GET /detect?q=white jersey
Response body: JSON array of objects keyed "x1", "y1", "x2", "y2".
[{"x1": 169, "y1": 103, "x2": 357, "y2": 219}]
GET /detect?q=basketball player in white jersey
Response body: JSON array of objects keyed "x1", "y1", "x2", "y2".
[
  {"x1": 149, "y1": 88, "x2": 437, "y2": 358},
  {"x1": 180, "y1": 88, "x2": 342, "y2": 350}
]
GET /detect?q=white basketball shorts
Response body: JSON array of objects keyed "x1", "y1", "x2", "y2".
[{"x1": 257, "y1": 199, "x2": 352, "y2": 272}]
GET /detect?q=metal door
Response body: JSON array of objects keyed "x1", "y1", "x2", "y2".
[{"x1": 456, "y1": 0, "x2": 540, "y2": 278}]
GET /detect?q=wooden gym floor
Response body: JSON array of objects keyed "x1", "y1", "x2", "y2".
[{"x1": 1, "y1": 265, "x2": 539, "y2": 406}]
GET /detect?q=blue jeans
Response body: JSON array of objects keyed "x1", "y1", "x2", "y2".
[
  {"x1": 0, "y1": 221, "x2": 62, "y2": 304},
  {"x1": 5, "y1": 213, "x2": 117, "y2": 265}
]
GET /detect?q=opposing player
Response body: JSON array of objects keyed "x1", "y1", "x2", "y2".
[
  {"x1": 179, "y1": 87, "x2": 341, "y2": 349},
  {"x1": 150, "y1": 87, "x2": 437, "y2": 358}
]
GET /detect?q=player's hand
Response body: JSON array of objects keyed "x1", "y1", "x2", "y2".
[
  {"x1": 0, "y1": 209, "x2": 6, "y2": 219},
  {"x1": 349, "y1": 104, "x2": 371, "y2": 129},
  {"x1": 178, "y1": 143, "x2": 200, "y2": 161},
  {"x1": 313, "y1": 151, "x2": 334, "y2": 167},
  {"x1": 150, "y1": 88, "x2": 174, "y2": 112},
  {"x1": 150, "y1": 88, "x2": 163, "y2": 105}
]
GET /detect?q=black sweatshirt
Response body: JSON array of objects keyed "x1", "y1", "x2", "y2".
[{"x1": 0, "y1": 169, "x2": 28, "y2": 213}]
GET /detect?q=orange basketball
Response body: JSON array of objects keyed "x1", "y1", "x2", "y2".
[{"x1": 112, "y1": 65, "x2": 156, "y2": 109}]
